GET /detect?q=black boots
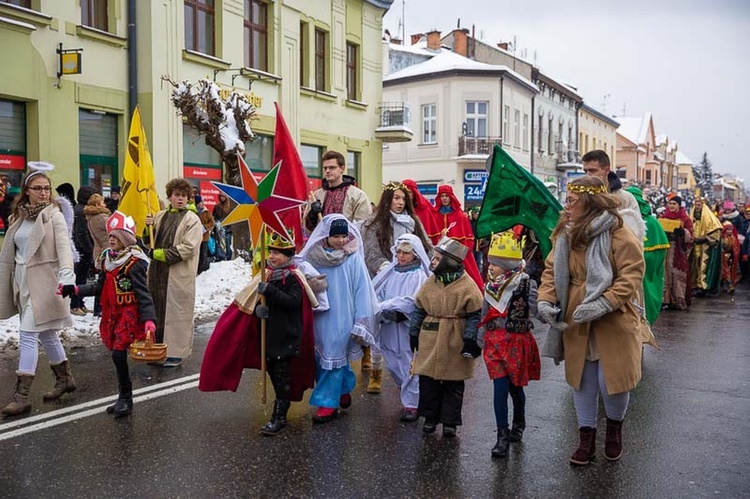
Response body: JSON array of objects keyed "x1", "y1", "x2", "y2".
[
  {"x1": 570, "y1": 427, "x2": 597, "y2": 465},
  {"x1": 492, "y1": 428, "x2": 511, "y2": 458},
  {"x1": 260, "y1": 399, "x2": 291, "y2": 436},
  {"x1": 106, "y1": 385, "x2": 133, "y2": 418},
  {"x1": 510, "y1": 418, "x2": 526, "y2": 442}
]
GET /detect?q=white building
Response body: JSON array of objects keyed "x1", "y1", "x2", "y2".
[{"x1": 381, "y1": 31, "x2": 537, "y2": 208}]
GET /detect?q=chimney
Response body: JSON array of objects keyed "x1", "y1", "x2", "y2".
[
  {"x1": 426, "y1": 30, "x2": 441, "y2": 51},
  {"x1": 391, "y1": 37, "x2": 402, "y2": 45},
  {"x1": 497, "y1": 42, "x2": 509, "y2": 51},
  {"x1": 453, "y1": 28, "x2": 469, "y2": 57},
  {"x1": 410, "y1": 33, "x2": 424, "y2": 45}
]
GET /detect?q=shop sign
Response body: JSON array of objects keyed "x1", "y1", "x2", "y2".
[
  {"x1": 0, "y1": 154, "x2": 26, "y2": 170},
  {"x1": 184, "y1": 165, "x2": 222, "y2": 180}
]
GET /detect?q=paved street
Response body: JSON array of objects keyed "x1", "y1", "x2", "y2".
[{"x1": 0, "y1": 283, "x2": 748, "y2": 498}]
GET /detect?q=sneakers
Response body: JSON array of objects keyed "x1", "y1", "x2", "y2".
[
  {"x1": 399, "y1": 408, "x2": 418, "y2": 423},
  {"x1": 312, "y1": 407, "x2": 338, "y2": 424},
  {"x1": 162, "y1": 357, "x2": 183, "y2": 368}
]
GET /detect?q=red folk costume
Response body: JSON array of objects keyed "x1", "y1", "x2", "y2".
[
  {"x1": 403, "y1": 179, "x2": 442, "y2": 244},
  {"x1": 433, "y1": 184, "x2": 484, "y2": 289},
  {"x1": 660, "y1": 204, "x2": 694, "y2": 309}
]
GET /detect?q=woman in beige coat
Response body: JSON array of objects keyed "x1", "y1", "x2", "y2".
[
  {"x1": 538, "y1": 175, "x2": 644, "y2": 465},
  {"x1": 84, "y1": 193, "x2": 110, "y2": 316},
  {"x1": 0, "y1": 169, "x2": 77, "y2": 416}
]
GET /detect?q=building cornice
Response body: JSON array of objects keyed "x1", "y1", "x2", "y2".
[
  {"x1": 581, "y1": 103, "x2": 620, "y2": 128},
  {"x1": 384, "y1": 68, "x2": 538, "y2": 94}
]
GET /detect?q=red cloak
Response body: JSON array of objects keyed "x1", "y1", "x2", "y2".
[
  {"x1": 198, "y1": 273, "x2": 315, "y2": 402},
  {"x1": 403, "y1": 179, "x2": 443, "y2": 244}
]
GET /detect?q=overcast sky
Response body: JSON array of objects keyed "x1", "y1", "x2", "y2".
[{"x1": 383, "y1": 0, "x2": 750, "y2": 179}]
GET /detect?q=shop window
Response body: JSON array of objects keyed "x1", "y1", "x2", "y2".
[
  {"x1": 0, "y1": 99, "x2": 26, "y2": 217},
  {"x1": 185, "y1": 0, "x2": 215, "y2": 55},
  {"x1": 245, "y1": 134, "x2": 274, "y2": 171},
  {"x1": 79, "y1": 110, "x2": 117, "y2": 195}
]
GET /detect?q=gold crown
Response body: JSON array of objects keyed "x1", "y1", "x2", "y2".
[
  {"x1": 488, "y1": 231, "x2": 523, "y2": 260},
  {"x1": 267, "y1": 228, "x2": 295, "y2": 251},
  {"x1": 568, "y1": 183, "x2": 608, "y2": 195},
  {"x1": 383, "y1": 181, "x2": 407, "y2": 192}
]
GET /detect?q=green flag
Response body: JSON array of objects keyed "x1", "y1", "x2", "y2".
[{"x1": 476, "y1": 145, "x2": 563, "y2": 258}]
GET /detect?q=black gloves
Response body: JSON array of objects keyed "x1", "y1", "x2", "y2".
[
  {"x1": 310, "y1": 200, "x2": 322, "y2": 217},
  {"x1": 694, "y1": 237, "x2": 707, "y2": 244},
  {"x1": 257, "y1": 282, "x2": 268, "y2": 295},
  {"x1": 461, "y1": 339, "x2": 481, "y2": 359},
  {"x1": 673, "y1": 227, "x2": 685, "y2": 238},
  {"x1": 60, "y1": 285, "x2": 77, "y2": 298},
  {"x1": 409, "y1": 335, "x2": 419, "y2": 352},
  {"x1": 381, "y1": 309, "x2": 398, "y2": 322},
  {"x1": 254, "y1": 304, "x2": 269, "y2": 319}
]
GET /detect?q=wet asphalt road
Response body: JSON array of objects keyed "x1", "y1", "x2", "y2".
[{"x1": 0, "y1": 283, "x2": 748, "y2": 498}]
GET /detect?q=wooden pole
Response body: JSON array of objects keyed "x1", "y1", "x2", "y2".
[{"x1": 260, "y1": 232, "x2": 268, "y2": 404}]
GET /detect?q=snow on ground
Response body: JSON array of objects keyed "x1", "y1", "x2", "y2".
[{"x1": 0, "y1": 258, "x2": 252, "y2": 353}]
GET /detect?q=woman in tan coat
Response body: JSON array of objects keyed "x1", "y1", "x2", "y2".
[
  {"x1": 0, "y1": 169, "x2": 77, "y2": 416},
  {"x1": 84, "y1": 193, "x2": 110, "y2": 316},
  {"x1": 538, "y1": 175, "x2": 644, "y2": 465}
]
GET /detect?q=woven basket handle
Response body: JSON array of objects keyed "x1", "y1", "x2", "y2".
[{"x1": 144, "y1": 330, "x2": 154, "y2": 346}]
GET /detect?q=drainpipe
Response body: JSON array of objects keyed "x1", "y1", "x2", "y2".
[
  {"x1": 499, "y1": 75, "x2": 504, "y2": 144},
  {"x1": 530, "y1": 95, "x2": 535, "y2": 174},
  {"x1": 127, "y1": 0, "x2": 137, "y2": 114}
]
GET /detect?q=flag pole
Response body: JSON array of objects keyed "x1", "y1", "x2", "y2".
[{"x1": 260, "y1": 231, "x2": 268, "y2": 405}]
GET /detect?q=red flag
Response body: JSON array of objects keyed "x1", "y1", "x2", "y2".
[{"x1": 272, "y1": 102, "x2": 310, "y2": 250}]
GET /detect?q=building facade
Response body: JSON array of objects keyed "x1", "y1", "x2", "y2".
[
  {"x1": 578, "y1": 103, "x2": 619, "y2": 168},
  {"x1": 0, "y1": 0, "x2": 392, "y2": 208},
  {"x1": 381, "y1": 31, "x2": 537, "y2": 208},
  {"x1": 675, "y1": 151, "x2": 696, "y2": 197},
  {"x1": 616, "y1": 113, "x2": 657, "y2": 186}
]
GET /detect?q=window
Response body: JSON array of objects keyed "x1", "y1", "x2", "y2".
[
  {"x1": 0, "y1": 99, "x2": 27, "y2": 193},
  {"x1": 522, "y1": 114, "x2": 529, "y2": 150},
  {"x1": 2, "y1": 0, "x2": 31, "y2": 7},
  {"x1": 645, "y1": 170, "x2": 652, "y2": 184},
  {"x1": 346, "y1": 42, "x2": 358, "y2": 101},
  {"x1": 347, "y1": 151, "x2": 361, "y2": 183},
  {"x1": 422, "y1": 103, "x2": 437, "y2": 144},
  {"x1": 300, "y1": 22, "x2": 308, "y2": 87},
  {"x1": 245, "y1": 134, "x2": 274, "y2": 171},
  {"x1": 513, "y1": 110, "x2": 520, "y2": 147},
  {"x1": 314, "y1": 29, "x2": 327, "y2": 91},
  {"x1": 537, "y1": 119, "x2": 543, "y2": 152},
  {"x1": 465, "y1": 101, "x2": 488, "y2": 138},
  {"x1": 547, "y1": 116, "x2": 553, "y2": 154},
  {"x1": 502, "y1": 105, "x2": 509, "y2": 144},
  {"x1": 81, "y1": 0, "x2": 108, "y2": 31},
  {"x1": 244, "y1": 0, "x2": 268, "y2": 71},
  {"x1": 301, "y1": 144, "x2": 322, "y2": 178},
  {"x1": 184, "y1": 0, "x2": 215, "y2": 55},
  {"x1": 79, "y1": 110, "x2": 117, "y2": 195}
]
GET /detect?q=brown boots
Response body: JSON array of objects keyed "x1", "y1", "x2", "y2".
[
  {"x1": 605, "y1": 418, "x2": 624, "y2": 461},
  {"x1": 361, "y1": 346, "x2": 372, "y2": 371},
  {"x1": 1, "y1": 373, "x2": 35, "y2": 416},
  {"x1": 570, "y1": 427, "x2": 597, "y2": 465},
  {"x1": 570, "y1": 419, "x2": 624, "y2": 465},
  {"x1": 43, "y1": 360, "x2": 77, "y2": 400},
  {"x1": 367, "y1": 369, "x2": 382, "y2": 394}
]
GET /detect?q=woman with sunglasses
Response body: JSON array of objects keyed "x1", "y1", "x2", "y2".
[{"x1": 0, "y1": 168, "x2": 77, "y2": 416}]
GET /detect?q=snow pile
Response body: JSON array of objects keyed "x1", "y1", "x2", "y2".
[{"x1": 0, "y1": 258, "x2": 253, "y2": 352}]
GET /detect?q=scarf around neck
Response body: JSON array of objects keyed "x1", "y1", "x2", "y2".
[
  {"x1": 553, "y1": 211, "x2": 617, "y2": 314},
  {"x1": 18, "y1": 202, "x2": 50, "y2": 221},
  {"x1": 391, "y1": 211, "x2": 415, "y2": 240},
  {"x1": 267, "y1": 259, "x2": 295, "y2": 282},
  {"x1": 306, "y1": 243, "x2": 350, "y2": 268},
  {"x1": 101, "y1": 245, "x2": 150, "y2": 272}
]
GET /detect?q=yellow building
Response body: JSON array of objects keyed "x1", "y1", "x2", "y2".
[
  {"x1": 578, "y1": 103, "x2": 618, "y2": 167},
  {"x1": 675, "y1": 151, "x2": 696, "y2": 196},
  {"x1": 0, "y1": 0, "x2": 391, "y2": 210}
]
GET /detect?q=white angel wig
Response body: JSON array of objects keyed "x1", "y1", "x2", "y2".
[{"x1": 372, "y1": 233, "x2": 431, "y2": 291}]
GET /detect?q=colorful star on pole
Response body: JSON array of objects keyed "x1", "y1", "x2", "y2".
[{"x1": 211, "y1": 153, "x2": 306, "y2": 247}]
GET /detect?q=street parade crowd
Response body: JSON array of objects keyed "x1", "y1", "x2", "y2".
[{"x1": 0, "y1": 149, "x2": 747, "y2": 465}]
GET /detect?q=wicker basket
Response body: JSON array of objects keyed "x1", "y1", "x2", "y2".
[{"x1": 129, "y1": 331, "x2": 167, "y2": 362}]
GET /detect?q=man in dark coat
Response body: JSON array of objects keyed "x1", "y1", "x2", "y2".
[{"x1": 71, "y1": 185, "x2": 98, "y2": 314}]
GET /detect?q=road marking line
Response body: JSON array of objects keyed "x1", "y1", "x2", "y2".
[
  {"x1": 0, "y1": 374, "x2": 199, "y2": 433},
  {"x1": 0, "y1": 380, "x2": 199, "y2": 442}
]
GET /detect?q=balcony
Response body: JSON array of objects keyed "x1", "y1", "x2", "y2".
[
  {"x1": 375, "y1": 102, "x2": 413, "y2": 143},
  {"x1": 458, "y1": 136, "x2": 503, "y2": 156},
  {"x1": 555, "y1": 145, "x2": 581, "y2": 171}
]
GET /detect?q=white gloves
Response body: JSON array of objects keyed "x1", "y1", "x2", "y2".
[{"x1": 572, "y1": 297, "x2": 614, "y2": 323}]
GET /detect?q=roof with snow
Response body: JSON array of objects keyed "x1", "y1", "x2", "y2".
[
  {"x1": 363, "y1": 0, "x2": 394, "y2": 9},
  {"x1": 675, "y1": 150, "x2": 694, "y2": 165},
  {"x1": 581, "y1": 103, "x2": 620, "y2": 128},
  {"x1": 617, "y1": 113, "x2": 653, "y2": 145},
  {"x1": 384, "y1": 49, "x2": 538, "y2": 93}
]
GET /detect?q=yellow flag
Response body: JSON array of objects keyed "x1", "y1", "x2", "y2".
[{"x1": 118, "y1": 107, "x2": 159, "y2": 236}]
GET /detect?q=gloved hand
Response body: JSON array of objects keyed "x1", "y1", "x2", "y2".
[
  {"x1": 144, "y1": 320, "x2": 156, "y2": 335},
  {"x1": 694, "y1": 237, "x2": 707, "y2": 244},
  {"x1": 257, "y1": 282, "x2": 268, "y2": 295},
  {"x1": 673, "y1": 227, "x2": 685, "y2": 238},
  {"x1": 394, "y1": 311, "x2": 408, "y2": 323},
  {"x1": 381, "y1": 309, "x2": 398, "y2": 322},
  {"x1": 461, "y1": 338, "x2": 482, "y2": 359},
  {"x1": 309, "y1": 200, "x2": 322, "y2": 217},
  {"x1": 58, "y1": 284, "x2": 78, "y2": 298},
  {"x1": 254, "y1": 304, "x2": 269, "y2": 319},
  {"x1": 572, "y1": 297, "x2": 614, "y2": 323},
  {"x1": 409, "y1": 334, "x2": 419, "y2": 352},
  {"x1": 538, "y1": 301, "x2": 561, "y2": 325}
]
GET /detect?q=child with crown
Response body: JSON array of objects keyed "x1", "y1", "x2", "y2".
[
  {"x1": 72, "y1": 211, "x2": 156, "y2": 418},
  {"x1": 477, "y1": 230, "x2": 540, "y2": 458}
]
